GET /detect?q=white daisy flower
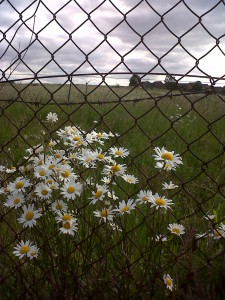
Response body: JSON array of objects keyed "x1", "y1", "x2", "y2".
[
  {"x1": 168, "y1": 223, "x2": 185, "y2": 236},
  {"x1": 28, "y1": 245, "x2": 39, "y2": 259},
  {"x1": 103, "y1": 163, "x2": 127, "y2": 177},
  {"x1": 59, "y1": 165, "x2": 78, "y2": 182},
  {"x1": 56, "y1": 212, "x2": 77, "y2": 225},
  {"x1": 60, "y1": 181, "x2": 83, "y2": 200},
  {"x1": 116, "y1": 199, "x2": 136, "y2": 215},
  {"x1": 150, "y1": 193, "x2": 173, "y2": 210},
  {"x1": 18, "y1": 204, "x2": 42, "y2": 228},
  {"x1": 162, "y1": 181, "x2": 178, "y2": 190},
  {"x1": 8, "y1": 177, "x2": 30, "y2": 194},
  {"x1": 60, "y1": 219, "x2": 78, "y2": 236},
  {"x1": 107, "y1": 191, "x2": 118, "y2": 201},
  {"x1": 51, "y1": 200, "x2": 68, "y2": 214},
  {"x1": 203, "y1": 213, "x2": 215, "y2": 220},
  {"x1": 153, "y1": 147, "x2": 183, "y2": 166},
  {"x1": 94, "y1": 148, "x2": 112, "y2": 163},
  {"x1": 46, "y1": 112, "x2": 58, "y2": 123},
  {"x1": 109, "y1": 147, "x2": 129, "y2": 158},
  {"x1": 4, "y1": 193, "x2": 25, "y2": 208},
  {"x1": 155, "y1": 234, "x2": 168, "y2": 242},
  {"x1": 35, "y1": 182, "x2": 52, "y2": 200},
  {"x1": 209, "y1": 224, "x2": 225, "y2": 240},
  {"x1": 47, "y1": 139, "x2": 58, "y2": 149},
  {"x1": 101, "y1": 176, "x2": 116, "y2": 185},
  {"x1": 77, "y1": 150, "x2": 97, "y2": 168},
  {"x1": 155, "y1": 161, "x2": 177, "y2": 171},
  {"x1": 93, "y1": 206, "x2": 115, "y2": 223},
  {"x1": 45, "y1": 178, "x2": 59, "y2": 190},
  {"x1": 34, "y1": 165, "x2": 50, "y2": 179},
  {"x1": 6, "y1": 167, "x2": 17, "y2": 173},
  {"x1": 136, "y1": 190, "x2": 153, "y2": 204},
  {"x1": 13, "y1": 240, "x2": 38, "y2": 260},
  {"x1": 122, "y1": 174, "x2": 139, "y2": 184},
  {"x1": 89, "y1": 185, "x2": 108, "y2": 204},
  {"x1": 163, "y1": 274, "x2": 174, "y2": 291}
]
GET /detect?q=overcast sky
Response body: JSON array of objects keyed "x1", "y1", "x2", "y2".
[{"x1": 0, "y1": 0, "x2": 224, "y2": 86}]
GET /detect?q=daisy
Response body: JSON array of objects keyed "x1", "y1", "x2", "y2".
[
  {"x1": 60, "y1": 181, "x2": 83, "y2": 200},
  {"x1": 162, "y1": 181, "x2": 178, "y2": 190},
  {"x1": 60, "y1": 219, "x2": 78, "y2": 236},
  {"x1": 93, "y1": 206, "x2": 115, "y2": 223},
  {"x1": 209, "y1": 224, "x2": 225, "y2": 240},
  {"x1": 45, "y1": 178, "x2": 59, "y2": 190},
  {"x1": 18, "y1": 204, "x2": 42, "y2": 228},
  {"x1": 153, "y1": 147, "x2": 183, "y2": 166},
  {"x1": 103, "y1": 162, "x2": 127, "y2": 177},
  {"x1": 6, "y1": 167, "x2": 17, "y2": 173},
  {"x1": 101, "y1": 176, "x2": 116, "y2": 185},
  {"x1": 155, "y1": 234, "x2": 168, "y2": 242},
  {"x1": 136, "y1": 190, "x2": 153, "y2": 204},
  {"x1": 28, "y1": 245, "x2": 39, "y2": 259},
  {"x1": 51, "y1": 200, "x2": 68, "y2": 214},
  {"x1": 89, "y1": 185, "x2": 108, "y2": 204},
  {"x1": 4, "y1": 193, "x2": 25, "y2": 209},
  {"x1": 109, "y1": 147, "x2": 129, "y2": 158},
  {"x1": 94, "y1": 148, "x2": 112, "y2": 163},
  {"x1": 203, "y1": 213, "x2": 215, "y2": 220},
  {"x1": 46, "y1": 112, "x2": 58, "y2": 123},
  {"x1": 77, "y1": 150, "x2": 97, "y2": 168},
  {"x1": 122, "y1": 174, "x2": 138, "y2": 184},
  {"x1": 168, "y1": 223, "x2": 185, "y2": 236},
  {"x1": 34, "y1": 165, "x2": 50, "y2": 179},
  {"x1": 150, "y1": 193, "x2": 173, "y2": 210},
  {"x1": 107, "y1": 191, "x2": 118, "y2": 201},
  {"x1": 13, "y1": 240, "x2": 38, "y2": 260},
  {"x1": 35, "y1": 182, "x2": 52, "y2": 200},
  {"x1": 116, "y1": 199, "x2": 136, "y2": 215},
  {"x1": 8, "y1": 177, "x2": 30, "y2": 194},
  {"x1": 163, "y1": 274, "x2": 174, "y2": 291},
  {"x1": 56, "y1": 212, "x2": 77, "y2": 225},
  {"x1": 155, "y1": 161, "x2": 177, "y2": 171},
  {"x1": 59, "y1": 165, "x2": 78, "y2": 182}
]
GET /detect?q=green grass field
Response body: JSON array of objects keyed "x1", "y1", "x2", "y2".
[{"x1": 0, "y1": 83, "x2": 225, "y2": 299}]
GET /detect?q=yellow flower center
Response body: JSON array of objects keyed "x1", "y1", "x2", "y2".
[
  {"x1": 172, "y1": 228, "x2": 180, "y2": 234},
  {"x1": 161, "y1": 152, "x2": 173, "y2": 161},
  {"x1": 14, "y1": 198, "x2": 20, "y2": 205},
  {"x1": 73, "y1": 136, "x2": 81, "y2": 141},
  {"x1": 97, "y1": 153, "x2": 104, "y2": 160},
  {"x1": 20, "y1": 245, "x2": 30, "y2": 254},
  {"x1": 41, "y1": 189, "x2": 48, "y2": 196},
  {"x1": 76, "y1": 141, "x2": 82, "y2": 146},
  {"x1": 97, "y1": 133, "x2": 102, "y2": 138},
  {"x1": 121, "y1": 206, "x2": 129, "y2": 213},
  {"x1": 4, "y1": 187, "x2": 8, "y2": 193},
  {"x1": 115, "y1": 150, "x2": 123, "y2": 156},
  {"x1": 38, "y1": 160, "x2": 43, "y2": 166},
  {"x1": 62, "y1": 170, "x2": 70, "y2": 178},
  {"x1": 165, "y1": 277, "x2": 172, "y2": 286},
  {"x1": 39, "y1": 170, "x2": 46, "y2": 176},
  {"x1": 46, "y1": 179, "x2": 53, "y2": 185},
  {"x1": 214, "y1": 230, "x2": 222, "y2": 237},
  {"x1": 101, "y1": 209, "x2": 109, "y2": 217},
  {"x1": 95, "y1": 190, "x2": 102, "y2": 199},
  {"x1": 55, "y1": 203, "x2": 63, "y2": 210},
  {"x1": 63, "y1": 222, "x2": 71, "y2": 229},
  {"x1": 126, "y1": 178, "x2": 133, "y2": 183},
  {"x1": 48, "y1": 142, "x2": 54, "y2": 148},
  {"x1": 16, "y1": 181, "x2": 24, "y2": 189},
  {"x1": 25, "y1": 211, "x2": 34, "y2": 221},
  {"x1": 54, "y1": 153, "x2": 61, "y2": 158},
  {"x1": 111, "y1": 165, "x2": 120, "y2": 172},
  {"x1": 48, "y1": 164, "x2": 55, "y2": 170},
  {"x1": 67, "y1": 187, "x2": 75, "y2": 194},
  {"x1": 155, "y1": 198, "x2": 165, "y2": 206},
  {"x1": 142, "y1": 196, "x2": 148, "y2": 202},
  {"x1": 85, "y1": 157, "x2": 93, "y2": 162},
  {"x1": 62, "y1": 214, "x2": 71, "y2": 221}
]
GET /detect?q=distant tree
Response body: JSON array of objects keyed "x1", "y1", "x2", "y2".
[
  {"x1": 129, "y1": 74, "x2": 140, "y2": 87},
  {"x1": 192, "y1": 81, "x2": 203, "y2": 92},
  {"x1": 221, "y1": 86, "x2": 225, "y2": 95},
  {"x1": 164, "y1": 75, "x2": 176, "y2": 90}
]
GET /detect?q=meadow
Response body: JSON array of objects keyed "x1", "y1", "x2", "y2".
[{"x1": 0, "y1": 82, "x2": 225, "y2": 299}]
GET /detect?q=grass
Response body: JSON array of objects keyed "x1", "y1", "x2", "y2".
[{"x1": 0, "y1": 83, "x2": 225, "y2": 299}]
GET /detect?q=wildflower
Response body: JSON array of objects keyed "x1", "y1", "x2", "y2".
[
  {"x1": 34, "y1": 165, "x2": 50, "y2": 179},
  {"x1": 46, "y1": 112, "x2": 58, "y2": 123},
  {"x1": 35, "y1": 182, "x2": 52, "y2": 200},
  {"x1": 60, "y1": 181, "x2": 83, "y2": 200},
  {"x1": 77, "y1": 150, "x2": 97, "y2": 168},
  {"x1": 107, "y1": 191, "x2": 118, "y2": 201},
  {"x1": 116, "y1": 199, "x2": 136, "y2": 215},
  {"x1": 155, "y1": 161, "x2": 177, "y2": 171},
  {"x1": 60, "y1": 219, "x2": 78, "y2": 236},
  {"x1": 163, "y1": 274, "x2": 174, "y2": 291},
  {"x1": 59, "y1": 165, "x2": 78, "y2": 182},
  {"x1": 13, "y1": 240, "x2": 38, "y2": 260},
  {"x1": 103, "y1": 162, "x2": 127, "y2": 177},
  {"x1": 93, "y1": 206, "x2": 115, "y2": 223},
  {"x1": 4, "y1": 193, "x2": 25, "y2": 209},
  {"x1": 150, "y1": 193, "x2": 173, "y2": 210},
  {"x1": 209, "y1": 224, "x2": 225, "y2": 240},
  {"x1": 89, "y1": 185, "x2": 108, "y2": 204},
  {"x1": 122, "y1": 174, "x2": 138, "y2": 184},
  {"x1": 203, "y1": 213, "x2": 215, "y2": 220},
  {"x1": 136, "y1": 190, "x2": 153, "y2": 204},
  {"x1": 153, "y1": 147, "x2": 182, "y2": 166},
  {"x1": 155, "y1": 234, "x2": 168, "y2": 242},
  {"x1": 109, "y1": 147, "x2": 129, "y2": 158},
  {"x1": 162, "y1": 181, "x2": 178, "y2": 190},
  {"x1": 18, "y1": 204, "x2": 42, "y2": 228},
  {"x1": 168, "y1": 223, "x2": 185, "y2": 236},
  {"x1": 51, "y1": 200, "x2": 68, "y2": 214},
  {"x1": 8, "y1": 177, "x2": 30, "y2": 194},
  {"x1": 56, "y1": 212, "x2": 77, "y2": 225}
]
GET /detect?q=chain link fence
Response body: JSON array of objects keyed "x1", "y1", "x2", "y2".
[{"x1": 0, "y1": 1, "x2": 225, "y2": 299}]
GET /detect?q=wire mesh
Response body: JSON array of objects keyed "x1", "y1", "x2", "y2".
[{"x1": 0, "y1": 0, "x2": 225, "y2": 299}]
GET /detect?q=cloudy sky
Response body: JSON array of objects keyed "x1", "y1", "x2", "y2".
[{"x1": 0, "y1": 0, "x2": 225, "y2": 86}]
